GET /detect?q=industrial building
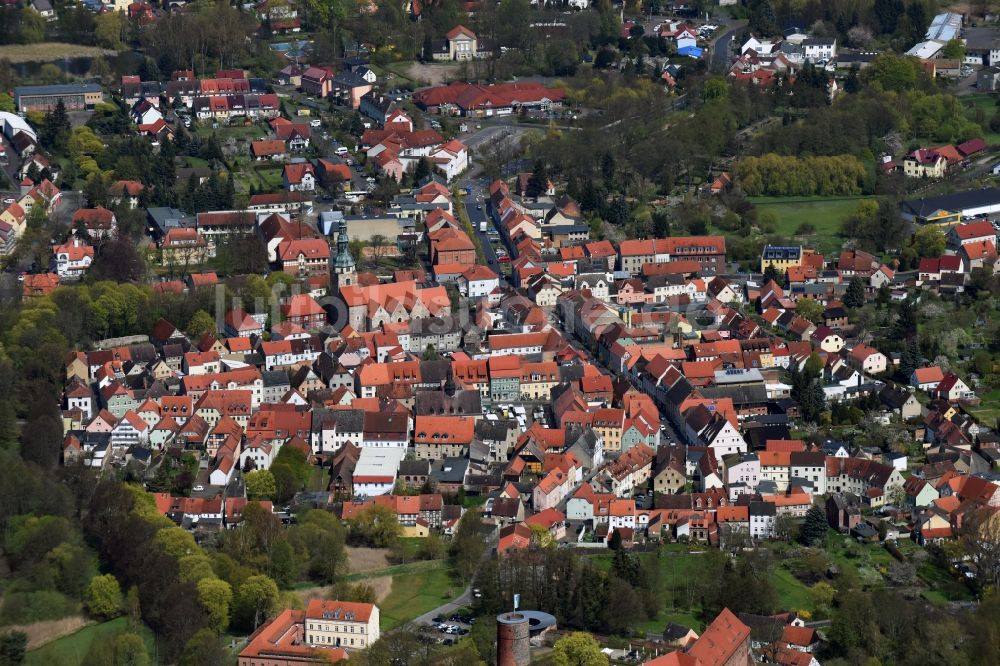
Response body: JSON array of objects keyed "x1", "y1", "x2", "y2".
[{"x1": 14, "y1": 83, "x2": 104, "y2": 112}]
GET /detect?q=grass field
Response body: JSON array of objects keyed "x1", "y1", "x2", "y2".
[
  {"x1": 306, "y1": 466, "x2": 328, "y2": 492},
  {"x1": 592, "y1": 544, "x2": 814, "y2": 634},
  {"x1": 771, "y1": 567, "x2": 815, "y2": 612},
  {"x1": 968, "y1": 388, "x2": 1000, "y2": 426},
  {"x1": 750, "y1": 195, "x2": 872, "y2": 254},
  {"x1": 376, "y1": 561, "x2": 461, "y2": 630},
  {"x1": 24, "y1": 618, "x2": 156, "y2": 666},
  {"x1": 0, "y1": 43, "x2": 115, "y2": 63},
  {"x1": 962, "y1": 94, "x2": 1000, "y2": 145}
]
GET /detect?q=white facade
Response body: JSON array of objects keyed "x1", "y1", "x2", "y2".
[{"x1": 706, "y1": 421, "x2": 748, "y2": 464}]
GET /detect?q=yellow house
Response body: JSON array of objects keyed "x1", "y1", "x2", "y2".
[
  {"x1": 520, "y1": 362, "x2": 559, "y2": 401},
  {"x1": 0, "y1": 203, "x2": 26, "y2": 236},
  {"x1": 903, "y1": 148, "x2": 947, "y2": 179},
  {"x1": 402, "y1": 521, "x2": 430, "y2": 538},
  {"x1": 760, "y1": 245, "x2": 803, "y2": 273},
  {"x1": 304, "y1": 600, "x2": 380, "y2": 650},
  {"x1": 592, "y1": 408, "x2": 625, "y2": 453}
]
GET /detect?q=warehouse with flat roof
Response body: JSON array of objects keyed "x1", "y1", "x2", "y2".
[
  {"x1": 14, "y1": 83, "x2": 104, "y2": 112},
  {"x1": 900, "y1": 187, "x2": 1000, "y2": 225}
]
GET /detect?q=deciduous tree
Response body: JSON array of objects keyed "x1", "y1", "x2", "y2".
[
  {"x1": 552, "y1": 632, "x2": 608, "y2": 666},
  {"x1": 85, "y1": 574, "x2": 122, "y2": 620}
]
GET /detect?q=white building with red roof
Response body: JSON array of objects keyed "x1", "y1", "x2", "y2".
[
  {"x1": 459, "y1": 264, "x2": 499, "y2": 299},
  {"x1": 52, "y1": 238, "x2": 93, "y2": 280},
  {"x1": 948, "y1": 218, "x2": 997, "y2": 248}
]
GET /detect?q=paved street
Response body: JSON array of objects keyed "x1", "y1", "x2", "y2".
[
  {"x1": 403, "y1": 585, "x2": 473, "y2": 631},
  {"x1": 465, "y1": 200, "x2": 500, "y2": 268},
  {"x1": 710, "y1": 24, "x2": 743, "y2": 73}
]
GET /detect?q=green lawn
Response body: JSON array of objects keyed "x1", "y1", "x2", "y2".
[
  {"x1": 772, "y1": 567, "x2": 815, "y2": 613},
  {"x1": 306, "y1": 466, "x2": 328, "y2": 492},
  {"x1": 968, "y1": 388, "x2": 1000, "y2": 426},
  {"x1": 592, "y1": 546, "x2": 814, "y2": 633},
  {"x1": 193, "y1": 122, "x2": 266, "y2": 142},
  {"x1": 24, "y1": 618, "x2": 156, "y2": 666},
  {"x1": 377, "y1": 562, "x2": 462, "y2": 630},
  {"x1": 750, "y1": 195, "x2": 873, "y2": 254},
  {"x1": 962, "y1": 95, "x2": 1000, "y2": 145},
  {"x1": 336, "y1": 558, "x2": 447, "y2": 584}
]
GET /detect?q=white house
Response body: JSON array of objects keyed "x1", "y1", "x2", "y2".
[
  {"x1": 110, "y1": 412, "x2": 149, "y2": 448},
  {"x1": 935, "y1": 373, "x2": 976, "y2": 401},
  {"x1": 210, "y1": 453, "x2": 236, "y2": 486},
  {"x1": 460, "y1": 265, "x2": 500, "y2": 299},
  {"x1": 802, "y1": 38, "x2": 837, "y2": 61},
  {"x1": 428, "y1": 139, "x2": 468, "y2": 182},
  {"x1": 131, "y1": 99, "x2": 163, "y2": 126},
  {"x1": 847, "y1": 344, "x2": 887, "y2": 375},
  {"x1": 353, "y1": 447, "x2": 406, "y2": 497},
  {"x1": 741, "y1": 35, "x2": 780, "y2": 55},
  {"x1": 911, "y1": 366, "x2": 945, "y2": 391},
  {"x1": 749, "y1": 501, "x2": 776, "y2": 539},
  {"x1": 701, "y1": 417, "x2": 748, "y2": 464},
  {"x1": 723, "y1": 452, "x2": 760, "y2": 500},
  {"x1": 239, "y1": 438, "x2": 276, "y2": 470},
  {"x1": 52, "y1": 239, "x2": 93, "y2": 280},
  {"x1": 790, "y1": 451, "x2": 827, "y2": 495},
  {"x1": 283, "y1": 163, "x2": 316, "y2": 192}
]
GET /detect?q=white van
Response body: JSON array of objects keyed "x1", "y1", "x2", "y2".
[{"x1": 335, "y1": 146, "x2": 349, "y2": 156}]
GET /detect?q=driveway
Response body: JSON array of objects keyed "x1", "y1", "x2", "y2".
[{"x1": 403, "y1": 585, "x2": 473, "y2": 630}]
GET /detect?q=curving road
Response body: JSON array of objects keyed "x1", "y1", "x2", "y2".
[
  {"x1": 710, "y1": 22, "x2": 745, "y2": 73},
  {"x1": 402, "y1": 584, "x2": 473, "y2": 631}
]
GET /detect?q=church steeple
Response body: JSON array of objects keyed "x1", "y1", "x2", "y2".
[{"x1": 332, "y1": 218, "x2": 356, "y2": 290}]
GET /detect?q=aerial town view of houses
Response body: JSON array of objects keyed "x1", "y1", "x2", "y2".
[{"x1": 5, "y1": 0, "x2": 1000, "y2": 664}]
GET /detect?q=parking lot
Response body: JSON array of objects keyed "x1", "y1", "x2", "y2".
[{"x1": 417, "y1": 612, "x2": 476, "y2": 646}]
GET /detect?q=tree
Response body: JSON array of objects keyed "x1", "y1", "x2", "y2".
[
  {"x1": 18, "y1": 8, "x2": 45, "y2": 44},
  {"x1": 412, "y1": 157, "x2": 432, "y2": 184},
  {"x1": 197, "y1": 578, "x2": 233, "y2": 634},
  {"x1": 126, "y1": 585, "x2": 141, "y2": 631},
  {"x1": 594, "y1": 47, "x2": 616, "y2": 69},
  {"x1": 941, "y1": 38, "x2": 965, "y2": 61},
  {"x1": 350, "y1": 504, "x2": 402, "y2": 547},
  {"x1": 245, "y1": 469, "x2": 277, "y2": 501},
  {"x1": 828, "y1": 590, "x2": 879, "y2": 654},
  {"x1": 608, "y1": 528, "x2": 623, "y2": 551},
  {"x1": 961, "y1": 507, "x2": 1000, "y2": 589},
  {"x1": 94, "y1": 12, "x2": 125, "y2": 50},
  {"x1": 809, "y1": 581, "x2": 835, "y2": 609},
  {"x1": 155, "y1": 526, "x2": 198, "y2": 559},
  {"x1": 799, "y1": 506, "x2": 828, "y2": 547},
  {"x1": 0, "y1": 631, "x2": 27, "y2": 666},
  {"x1": 186, "y1": 310, "x2": 217, "y2": 338},
  {"x1": 450, "y1": 511, "x2": 486, "y2": 580},
  {"x1": 913, "y1": 225, "x2": 946, "y2": 259},
  {"x1": 529, "y1": 523, "x2": 556, "y2": 549},
  {"x1": 526, "y1": 159, "x2": 550, "y2": 198},
  {"x1": 90, "y1": 238, "x2": 146, "y2": 282},
  {"x1": 268, "y1": 538, "x2": 297, "y2": 589},
  {"x1": 41, "y1": 99, "x2": 71, "y2": 152},
  {"x1": 844, "y1": 276, "x2": 867, "y2": 308},
  {"x1": 552, "y1": 632, "x2": 609, "y2": 666},
  {"x1": 113, "y1": 633, "x2": 149, "y2": 666},
  {"x1": 0, "y1": 93, "x2": 14, "y2": 114},
  {"x1": 85, "y1": 574, "x2": 122, "y2": 620},
  {"x1": 795, "y1": 298, "x2": 824, "y2": 323},
  {"x1": 235, "y1": 575, "x2": 279, "y2": 631},
  {"x1": 179, "y1": 628, "x2": 229, "y2": 666}
]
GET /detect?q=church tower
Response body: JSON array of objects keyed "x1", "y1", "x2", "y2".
[{"x1": 331, "y1": 217, "x2": 356, "y2": 291}]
